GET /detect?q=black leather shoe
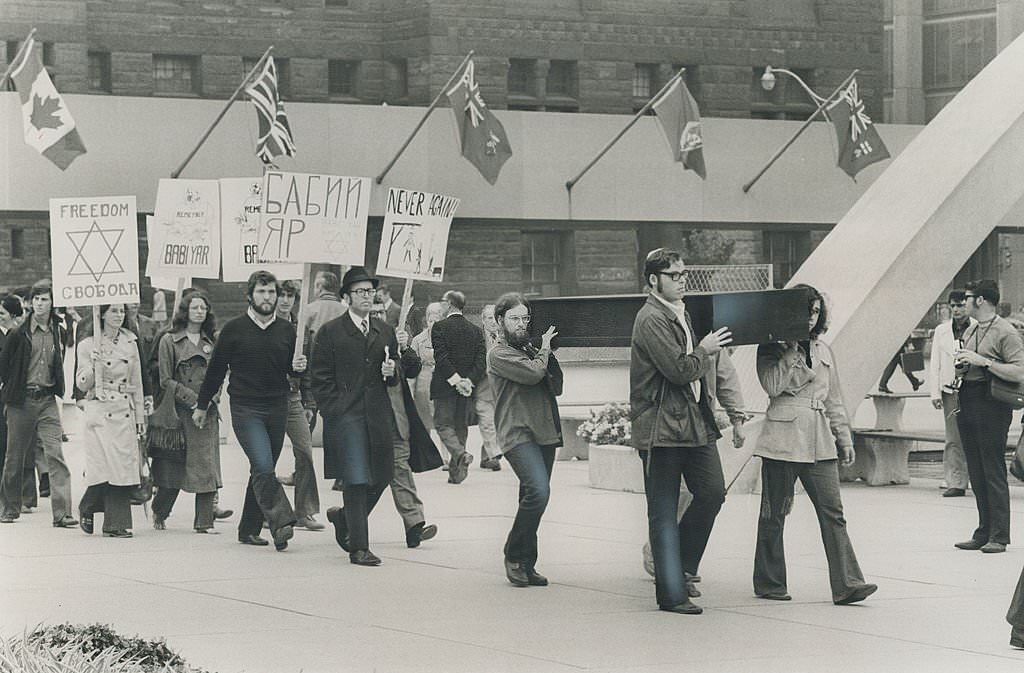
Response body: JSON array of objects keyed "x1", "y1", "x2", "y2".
[
  {"x1": 272, "y1": 525, "x2": 294, "y2": 551},
  {"x1": 954, "y1": 539, "x2": 986, "y2": 550},
  {"x1": 350, "y1": 549, "x2": 382, "y2": 566},
  {"x1": 238, "y1": 533, "x2": 270, "y2": 546},
  {"x1": 326, "y1": 506, "x2": 352, "y2": 552},
  {"x1": 660, "y1": 600, "x2": 703, "y2": 615},
  {"x1": 526, "y1": 567, "x2": 549, "y2": 586},
  {"x1": 80, "y1": 515, "x2": 94, "y2": 535},
  {"x1": 981, "y1": 541, "x2": 1007, "y2": 553},
  {"x1": 53, "y1": 516, "x2": 79, "y2": 528},
  {"x1": 505, "y1": 559, "x2": 530, "y2": 587},
  {"x1": 834, "y1": 583, "x2": 878, "y2": 605},
  {"x1": 406, "y1": 522, "x2": 438, "y2": 548},
  {"x1": 942, "y1": 488, "x2": 966, "y2": 497},
  {"x1": 756, "y1": 592, "x2": 792, "y2": 601},
  {"x1": 214, "y1": 507, "x2": 233, "y2": 520}
]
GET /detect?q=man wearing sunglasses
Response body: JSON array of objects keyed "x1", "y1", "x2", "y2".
[{"x1": 928, "y1": 290, "x2": 974, "y2": 498}]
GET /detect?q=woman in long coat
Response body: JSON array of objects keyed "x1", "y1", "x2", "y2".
[
  {"x1": 75, "y1": 304, "x2": 146, "y2": 538},
  {"x1": 150, "y1": 291, "x2": 222, "y2": 533},
  {"x1": 753, "y1": 284, "x2": 877, "y2": 605},
  {"x1": 410, "y1": 302, "x2": 445, "y2": 438}
]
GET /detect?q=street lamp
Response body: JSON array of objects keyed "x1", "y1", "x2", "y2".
[{"x1": 759, "y1": 65, "x2": 827, "y2": 105}]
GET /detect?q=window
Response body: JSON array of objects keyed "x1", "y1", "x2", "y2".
[
  {"x1": 507, "y1": 59, "x2": 534, "y2": 96},
  {"x1": 10, "y1": 228, "x2": 25, "y2": 260},
  {"x1": 388, "y1": 58, "x2": 408, "y2": 99},
  {"x1": 922, "y1": 15, "x2": 996, "y2": 91},
  {"x1": 88, "y1": 51, "x2": 111, "y2": 93},
  {"x1": 244, "y1": 56, "x2": 290, "y2": 98},
  {"x1": 547, "y1": 60, "x2": 576, "y2": 97},
  {"x1": 633, "y1": 63, "x2": 657, "y2": 99},
  {"x1": 328, "y1": 59, "x2": 359, "y2": 97},
  {"x1": 522, "y1": 232, "x2": 563, "y2": 296},
  {"x1": 763, "y1": 230, "x2": 811, "y2": 288},
  {"x1": 5, "y1": 41, "x2": 17, "y2": 63},
  {"x1": 153, "y1": 55, "x2": 200, "y2": 95},
  {"x1": 41, "y1": 42, "x2": 55, "y2": 67}
]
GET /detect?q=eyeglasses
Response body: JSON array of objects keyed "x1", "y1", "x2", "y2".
[
  {"x1": 349, "y1": 288, "x2": 375, "y2": 298},
  {"x1": 504, "y1": 315, "x2": 531, "y2": 324},
  {"x1": 658, "y1": 271, "x2": 687, "y2": 282}
]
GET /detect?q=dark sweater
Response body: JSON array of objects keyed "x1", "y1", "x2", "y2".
[{"x1": 197, "y1": 314, "x2": 297, "y2": 409}]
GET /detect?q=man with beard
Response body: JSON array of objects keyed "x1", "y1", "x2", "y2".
[
  {"x1": 630, "y1": 248, "x2": 732, "y2": 615},
  {"x1": 488, "y1": 293, "x2": 563, "y2": 587},
  {"x1": 193, "y1": 271, "x2": 305, "y2": 551}
]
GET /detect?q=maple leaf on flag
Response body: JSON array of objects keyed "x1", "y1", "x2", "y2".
[{"x1": 30, "y1": 94, "x2": 64, "y2": 131}]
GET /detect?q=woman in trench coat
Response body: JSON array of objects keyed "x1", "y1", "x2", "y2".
[
  {"x1": 753, "y1": 284, "x2": 877, "y2": 605},
  {"x1": 75, "y1": 303, "x2": 146, "y2": 538},
  {"x1": 150, "y1": 291, "x2": 222, "y2": 533}
]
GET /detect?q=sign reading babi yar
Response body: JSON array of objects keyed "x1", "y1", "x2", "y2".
[
  {"x1": 219, "y1": 177, "x2": 302, "y2": 283},
  {"x1": 144, "y1": 216, "x2": 191, "y2": 291},
  {"x1": 257, "y1": 171, "x2": 371, "y2": 266},
  {"x1": 377, "y1": 187, "x2": 459, "y2": 282},
  {"x1": 152, "y1": 178, "x2": 221, "y2": 278},
  {"x1": 48, "y1": 196, "x2": 140, "y2": 305}
]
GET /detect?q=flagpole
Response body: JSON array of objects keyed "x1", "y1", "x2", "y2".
[
  {"x1": 0, "y1": 28, "x2": 37, "y2": 89},
  {"x1": 741, "y1": 69, "x2": 859, "y2": 194},
  {"x1": 375, "y1": 50, "x2": 475, "y2": 185},
  {"x1": 170, "y1": 46, "x2": 274, "y2": 179},
  {"x1": 565, "y1": 68, "x2": 686, "y2": 194}
]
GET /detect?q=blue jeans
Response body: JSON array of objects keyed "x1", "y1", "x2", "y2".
[
  {"x1": 503, "y1": 440, "x2": 556, "y2": 568},
  {"x1": 754, "y1": 458, "x2": 867, "y2": 601},
  {"x1": 640, "y1": 445, "x2": 725, "y2": 608},
  {"x1": 231, "y1": 397, "x2": 295, "y2": 537}
]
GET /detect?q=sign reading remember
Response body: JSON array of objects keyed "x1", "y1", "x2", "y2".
[
  {"x1": 50, "y1": 196, "x2": 140, "y2": 305},
  {"x1": 377, "y1": 187, "x2": 459, "y2": 282},
  {"x1": 152, "y1": 178, "x2": 221, "y2": 278},
  {"x1": 258, "y1": 171, "x2": 371, "y2": 265}
]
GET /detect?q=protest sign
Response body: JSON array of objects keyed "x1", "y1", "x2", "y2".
[
  {"x1": 377, "y1": 187, "x2": 459, "y2": 282},
  {"x1": 152, "y1": 178, "x2": 221, "y2": 278},
  {"x1": 49, "y1": 196, "x2": 140, "y2": 305},
  {"x1": 145, "y1": 215, "x2": 191, "y2": 291},
  {"x1": 220, "y1": 177, "x2": 302, "y2": 282},
  {"x1": 257, "y1": 171, "x2": 371, "y2": 265}
]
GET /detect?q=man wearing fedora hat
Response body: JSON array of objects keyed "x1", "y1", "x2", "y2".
[{"x1": 311, "y1": 266, "x2": 408, "y2": 566}]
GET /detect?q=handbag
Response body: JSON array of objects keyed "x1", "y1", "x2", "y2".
[
  {"x1": 146, "y1": 388, "x2": 186, "y2": 461},
  {"x1": 988, "y1": 374, "x2": 1024, "y2": 410},
  {"x1": 129, "y1": 452, "x2": 153, "y2": 505}
]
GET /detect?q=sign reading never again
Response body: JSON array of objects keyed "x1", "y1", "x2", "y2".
[
  {"x1": 257, "y1": 171, "x2": 371, "y2": 266},
  {"x1": 377, "y1": 187, "x2": 459, "y2": 282},
  {"x1": 49, "y1": 196, "x2": 140, "y2": 305}
]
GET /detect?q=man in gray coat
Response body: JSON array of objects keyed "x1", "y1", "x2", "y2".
[{"x1": 630, "y1": 249, "x2": 732, "y2": 615}]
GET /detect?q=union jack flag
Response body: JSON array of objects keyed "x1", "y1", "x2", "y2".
[
  {"x1": 827, "y1": 77, "x2": 889, "y2": 179},
  {"x1": 244, "y1": 56, "x2": 296, "y2": 165},
  {"x1": 445, "y1": 58, "x2": 512, "y2": 185}
]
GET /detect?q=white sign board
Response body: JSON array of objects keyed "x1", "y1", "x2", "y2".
[
  {"x1": 152, "y1": 178, "x2": 221, "y2": 278},
  {"x1": 144, "y1": 215, "x2": 192, "y2": 291},
  {"x1": 377, "y1": 187, "x2": 459, "y2": 281},
  {"x1": 220, "y1": 177, "x2": 302, "y2": 282},
  {"x1": 49, "y1": 196, "x2": 140, "y2": 306},
  {"x1": 258, "y1": 171, "x2": 371, "y2": 265}
]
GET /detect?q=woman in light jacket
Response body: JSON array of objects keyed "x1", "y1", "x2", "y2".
[
  {"x1": 753, "y1": 284, "x2": 877, "y2": 605},
  {"x1": 151, "y1": 291, "x2": 222, "y2": 533},
  {"x1": 75, "y1": 304, "x2": 146, "y2": 538}
]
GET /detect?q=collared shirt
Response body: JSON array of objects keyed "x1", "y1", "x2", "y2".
[
  {"x1": 649, "y1": 292, "x2": 701, "y2": 401},
  {"x1": 348, "y1": 309, "x2": 369, "y2": 335},
  {"x1": 247, "y1": 307, "x2": 276, "y2": 330},
  {"x1": 27, "y1": 319, "x2": 56, "y2": 388}
]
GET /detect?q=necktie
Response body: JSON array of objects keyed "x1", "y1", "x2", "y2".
[{"x1": 360, "y1": 318, "x2": 368, "y2": 336}]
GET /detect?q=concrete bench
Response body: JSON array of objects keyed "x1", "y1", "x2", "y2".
[{"x1": 866, "y1": 391, "x2": 930, "y2": 431}]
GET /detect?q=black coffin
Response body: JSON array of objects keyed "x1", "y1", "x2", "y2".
[{"x1": 529, "y1": 288, "x2": 811, "y2": 348}]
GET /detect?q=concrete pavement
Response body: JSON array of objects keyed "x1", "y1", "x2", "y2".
[{"x1": 2, "y1": 404, "x2": 1023, "y2": 673}]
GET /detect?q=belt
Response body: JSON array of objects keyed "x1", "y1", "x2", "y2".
[
  {"x1": 25, "y1": 386, "x2": 55, "y2": 400},
  {"x1": 770, "y1": 397, "x2": 825, "y2": 411}
]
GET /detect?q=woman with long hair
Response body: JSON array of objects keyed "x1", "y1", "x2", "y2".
[
  {"x1": 75, "y1": 304, "x2": 146, "y2": 538},
  {"x1": 150, "y1": 291, "x2": 223, "y2": 533},
  {"x1": 752, "y1": 284, "x2": 877, "y2": 604}
]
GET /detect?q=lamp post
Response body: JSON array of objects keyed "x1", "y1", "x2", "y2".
[{"x1": 741, "y1": 67, "x2": 859, "y2": 193}]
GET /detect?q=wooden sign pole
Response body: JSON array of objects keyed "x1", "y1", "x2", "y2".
[
  {"x1": 293, "y1": 263, "x2": 313, "y2": 360},
  {"x1": 397, "y1": 278, "x2": 414, "y2": 333},
  {"x1": 92, "y1": 305, "x2": 104, "y2": 400}
]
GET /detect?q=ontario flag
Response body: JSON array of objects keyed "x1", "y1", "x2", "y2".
[
  {"x1": 652, "y1": 78, "x2": 706, "y2": 179},
  {"x1": 827, "y1": 77, "x2": 890, "y2": 179},
  {"x1": 9, "y1": 35, "x2": 86, "y2": 170},
  {"x1": 445, "y1": 58, "x2": 512, "y2": 185},
  {"x1": 244, "y1": 56, "x2": 297, "y2": 165}
]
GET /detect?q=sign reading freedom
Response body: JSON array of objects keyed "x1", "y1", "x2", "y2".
[
  {"x1": 258, "y1": 171, "x2": 371, "y2": 266},
  {"x1": 49, "y1": 196, "x2": 140, "y2": 306}
]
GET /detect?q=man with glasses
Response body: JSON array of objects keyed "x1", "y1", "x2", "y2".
[
  {"x1": 928, "y1": 290, "x2": 974, "y2": 497},
  {"x1": 630, "y1": 249, "x2": 733, "y2": 614},
  {"x1": 952, "y1": 280, "x2": 1024, "y2": 554},
  {"x1": 430, "y1": 290, "x2": 487, "y2": 484}
]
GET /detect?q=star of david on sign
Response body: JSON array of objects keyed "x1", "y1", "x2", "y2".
[{"x1": 66, "y1": 220, "x2": 125, "y2": 282}]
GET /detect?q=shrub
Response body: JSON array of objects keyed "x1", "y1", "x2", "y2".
[{"x1": 576, "y1": 403, "x2": 631, "y2": 446}]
